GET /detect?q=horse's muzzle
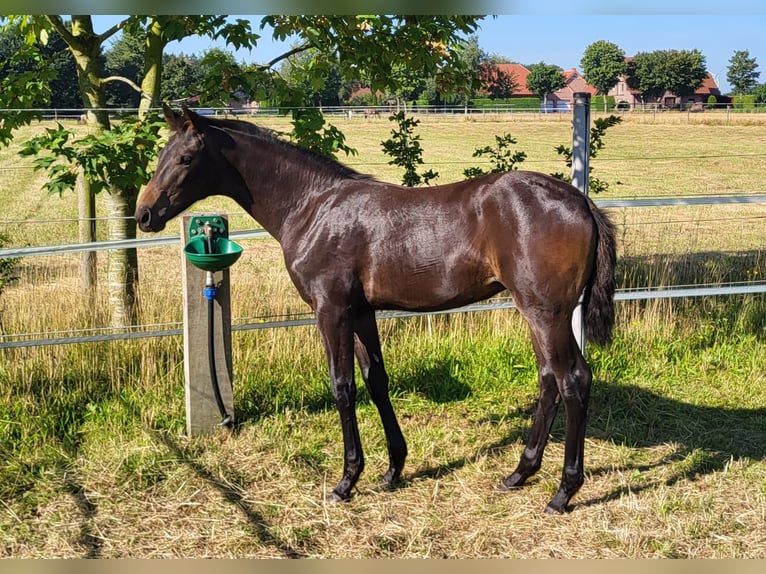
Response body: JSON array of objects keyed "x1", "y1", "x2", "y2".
[{"x1": 135, "y1": 204, "x2": 164, "y2": 233}]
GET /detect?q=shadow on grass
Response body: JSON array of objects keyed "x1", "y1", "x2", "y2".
[
  {"x1": 392, "y1": 358, "x2": 473, "y2": 403},
  {"x1": 233, "y1": 356, "x2": 473, "y2": 425},
  {"x1": 156, "y1": 431, "x2": 306, "y2": 558},
  {"x1": 382, "y1": 370, "x2": 766, "y2": 510},
  {"x1": 574, "y1": 378, "x2": 766, "y2": 509}
]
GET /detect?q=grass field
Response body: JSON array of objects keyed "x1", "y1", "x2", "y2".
[{"x1": 0, "y1": 111, "x2": 765, "y2": 558}]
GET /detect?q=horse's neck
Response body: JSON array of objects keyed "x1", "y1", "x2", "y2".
[{"x1": 225, "y1": 133, "x2": 346, "y2": 241}]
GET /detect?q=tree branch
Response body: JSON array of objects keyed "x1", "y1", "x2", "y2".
[
  {"x1": 95, "y1": 15, "x2": 139, "y2": 44},
  {"x1": 258, "y1": 43, "x2": 312, "y2": 70},
  {"x1": 45, "y1": 15, "x2": 74, "y2": 45},
  {"x1": 102, "y1": 76, "x2": 153, "y2": 102}
]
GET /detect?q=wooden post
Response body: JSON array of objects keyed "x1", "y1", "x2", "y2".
[
  {"x1": 571, "y1": 92, "x2": 591, "y2": 354},
  {"x1": 181, "y1": 213, "x2": 235, "y2": 436}
]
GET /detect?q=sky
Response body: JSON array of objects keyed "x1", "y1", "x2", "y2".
[{"x1": 87, "y1": 11, "x2": 766, "y2": 94}]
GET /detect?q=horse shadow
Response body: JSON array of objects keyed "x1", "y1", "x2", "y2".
[
  {"x1": 228, "y1": 344, "x2": 765, "y2": 511},
  {"x1": 575, "y1": 378, "x2": 766, "y2": 508},
  {"x1": 156, "y1": 431, "x2": 307, "y2": 558},
  {"x1": 388, "y1": 365, "x2": 766, "y2": 509}
]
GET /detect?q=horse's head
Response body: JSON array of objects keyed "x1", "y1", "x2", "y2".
[{"x1": 135, "y1": 104, "x2": 222, "y2": 233}]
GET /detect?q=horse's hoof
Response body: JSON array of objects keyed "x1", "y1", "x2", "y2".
[
  {"x1": 380, "y1": 468, "x2": 402, "y2": 489},
  {"x1": 327, "y1": 490, "x2": 350, "y2": 503},
  {"x1": 544, "y1": 503, "x2": 568, "y2": 516},
  {"x1": 498, "y1": 473, "x2": 525, "y2": 491}
]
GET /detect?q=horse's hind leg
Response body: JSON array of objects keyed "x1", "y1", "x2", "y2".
[
  {"x1": 500, "y1": 331, "x2": 561, "y2": 491},
  {"x1": 501, "y1": 377, "x2": 560, "y2": 490},
  {"x1": 502, "y1": 314, "x2": 592, "y2": 514},
  {"x1": 546, "y1": 339, "x2": 592, "y2": 514},
  {"x1": 353, "y1": 308, "x2": 407, "y2": 486}
]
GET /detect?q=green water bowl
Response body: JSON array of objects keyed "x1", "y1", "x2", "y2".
[{"x1": 183, "y1": 236, "x2": 243, "y2": 272}]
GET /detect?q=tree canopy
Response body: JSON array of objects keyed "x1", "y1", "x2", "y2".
[
  {"x1": 626, "y1": 49, "x2": 708, "y2": 104},
  {"x1": 525, "y1": 62, "x2": 566, "y2": 109},
  {"x1": 727, "y1": 49, "x2": 760, "y2": 95},
  {"x1": 580, "y1": 40, "x2": 625, "y2": 110},
  {"x1": 0, "y1": 14, "x2": 484, "y2": 326}
]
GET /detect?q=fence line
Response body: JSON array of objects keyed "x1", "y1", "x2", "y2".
[
  {"x1": 2, "y1": 283, "x2": 764, "y2": 350},
  {"x1": 2, "y1": 195, "x2": 766, "y2": 260},
  {"x1": 1, "y1": 193, "x2": 765, "y2": 350},
  {"x1": 5, "y1": 103, "x2": 763, "y2": 117}
]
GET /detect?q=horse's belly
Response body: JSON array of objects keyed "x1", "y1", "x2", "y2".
[{"x1": 364, "y1": 261, "x2": 504, "y2": 312}]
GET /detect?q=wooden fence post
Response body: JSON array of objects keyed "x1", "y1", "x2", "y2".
[
  {"x1": 181, "y1": 213, "x2": 235, "y2": 436},
  {"x1": 571, "y1": 92, "x2": 591, "y2": 353}
]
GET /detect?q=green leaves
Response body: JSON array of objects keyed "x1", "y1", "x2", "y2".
[
  {"x1": 727, "y1": 50, "x2": 761, "y2": 96},
  {"x1": 19, "y1": 113, "x2": 166, "y2": 197},
  {"x1": 290, "y1": 108, "x2": 356, "y2": 160},
  {"x1": 381, "y1": 111, "x2": 438, "y2": 187},
  {"x1": 525, "y1": 62, "x2": 566, "y2": 103},
  {"x1": 214, "y1": 18, "x2": 261, "y2": 50},
  {"x1": 580, "y1": 40, "x2": 626, "y2": 103},
  {"x1": 551, "y1": 115, "x2": 622, "y2": 194},
  {"x1": 0, "y1": 42, "x2": 55, "y2": 146},
  {"x1": 261, "y1": 15, "x2": 481, "y2": 96},
  {"x1": 463, "y1": 134, "x2": 527, "y2": 179},
  {"x1": 463, "y1": 115, "x2": 621, "y2": 194},
  {"x1": 627, "y1": 49, "x2": 708, "y2": 102}
]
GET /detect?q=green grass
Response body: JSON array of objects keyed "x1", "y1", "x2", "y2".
[{"x1": 0, "y1": 113, "x2": 765, "y2": 557}]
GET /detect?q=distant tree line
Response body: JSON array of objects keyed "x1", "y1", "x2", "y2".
[
  {"x1": 0, "y1": 28, "x2": 505, "y2": 110},
  {"x1": 2, "y1": 26, "x2": 762, "y2": 113}
]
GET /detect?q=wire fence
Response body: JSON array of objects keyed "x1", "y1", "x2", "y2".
[
  {"x1": 5, "y1": 102, "x2": 766, "y2": 126},
  {"x1": 1, "y1": 106, "x2": 765, "y2": 349},
  {"x1": 1, "y1": 194, "x2": 765, "y2": 350}
]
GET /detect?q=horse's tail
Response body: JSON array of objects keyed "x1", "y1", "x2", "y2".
[{"x1": 582, "y1": 198, "x2": 617, "y2": 346}]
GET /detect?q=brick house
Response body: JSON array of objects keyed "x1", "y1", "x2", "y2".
[
  {"x1": 486, "y1": 64, "x2": 598, "y2": 110},
  {"x1": 486, "y1": 61, "x2": 723, "y2": 111},
  {"x1": 608, "y1": 59, "x2": 723, "y2": 109},
  {"x1": 548, "y1": 68, "x2": 599, "y2": 111},
  {"x1": 487, "y1": 63, "x2": 536, "y2": 98}
]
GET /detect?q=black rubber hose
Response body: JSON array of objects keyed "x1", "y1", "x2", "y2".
[{"x1": 207, "y1": 292, "x2": 232, "y2": 426}]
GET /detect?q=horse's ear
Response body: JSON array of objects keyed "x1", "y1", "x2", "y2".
[
  {"x1": 162, "y1": 103, "x2": 185, "y2": 132},
  {"x1": 179, "y1": 103, "x2": 211, "y2": 133}
]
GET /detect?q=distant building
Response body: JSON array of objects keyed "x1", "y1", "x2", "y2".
[
  {"x1": 483, "y1": 60, "x2": 725, "y2": 111},
  {"x1": 548, "y1": 69, "x2": 599, "y2": 111},
  {"x1": 484, "y1": 63, "x2": 536, "y2": 98},
  {"x1": 608, "y1": 59, "x2": 724, "y2": 109}
]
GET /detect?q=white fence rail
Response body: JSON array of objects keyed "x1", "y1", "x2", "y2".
[{"x1": 1, "y1": 194, "x2": 765, "y2": 350}]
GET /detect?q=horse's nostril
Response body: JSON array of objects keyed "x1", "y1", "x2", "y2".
[{"x1": 136, "y1": 206, "x2": 151, "y2": 228}]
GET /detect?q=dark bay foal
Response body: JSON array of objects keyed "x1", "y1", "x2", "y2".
[{"x1": 136, "y1": 105, "x2": 616, "y2": 514}]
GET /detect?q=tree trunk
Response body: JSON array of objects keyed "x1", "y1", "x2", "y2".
[
  {"x1": 105, "y1": 185, "x2": 139, "y2": 327},
  {"x1": 139, "y1": 17, "x2": 165, "y2": 118},
  {"x1": 68, "y1": 16, "x2": 141, "y2": 328},
  {"x1": 76, "y1": 168, "x2": 97, "y2": 305}
]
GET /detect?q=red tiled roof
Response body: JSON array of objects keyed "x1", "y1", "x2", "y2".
[
  {"x1": 493, "y1": 63, "x2": 535, "y2": 97},
  {"x1": 560, "y1": 68, "x2": 599, "y2": 95},
  {"x1": 695, "y1": 74, "x2": 720, "y2": 95}
]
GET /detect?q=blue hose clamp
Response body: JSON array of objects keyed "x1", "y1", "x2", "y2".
[{"x1": 203, "y1": 285, "x2": 217, "y2": 301}]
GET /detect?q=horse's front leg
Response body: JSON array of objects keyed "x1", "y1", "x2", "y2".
[
  {"x1": 316, "y1": 303, "x2": 364, "y2": 502},
  {"x1": 353, "y1": 308, "x2": 407, "y2": 487}
]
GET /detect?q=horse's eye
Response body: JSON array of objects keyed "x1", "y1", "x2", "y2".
[{"x1": 180, "y1": 155, "x2": 193, "y2": 166}]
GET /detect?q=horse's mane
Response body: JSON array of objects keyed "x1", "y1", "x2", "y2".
[{"x1": 207, "y1": 115, "x2": 369, "y2": 181}]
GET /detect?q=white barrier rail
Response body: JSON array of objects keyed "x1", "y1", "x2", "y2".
[
  {"x1": 2, "y1": 195, "x2": 766, "y2": 260},
  {"x1": 1, "y1": 194, "x2": 765, "y2": 350}
]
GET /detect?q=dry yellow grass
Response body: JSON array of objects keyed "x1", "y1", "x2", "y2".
[
  {"x1": 1, "y1": 112, "x2": 765, "y2": 559},
  {"x1": 3, "y1": 411, "x2": 765, "y2": 558}
]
